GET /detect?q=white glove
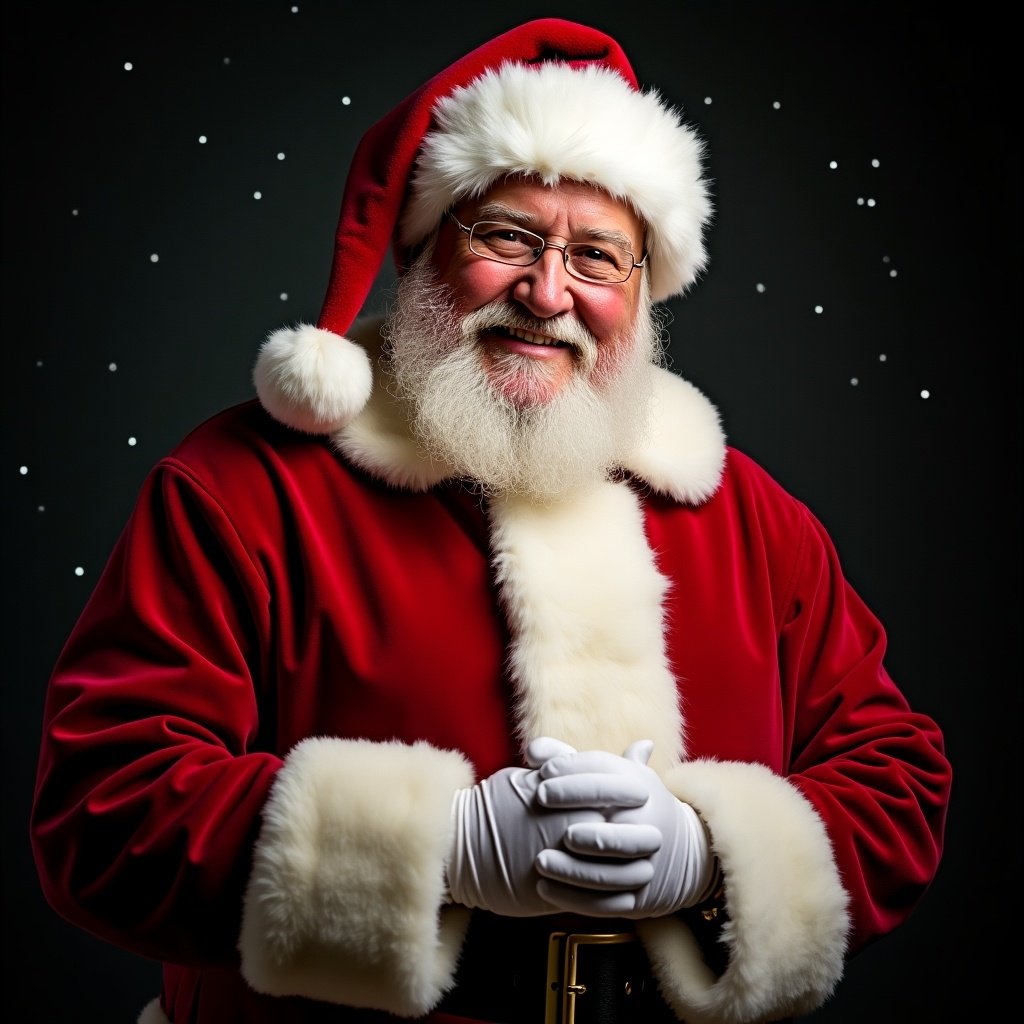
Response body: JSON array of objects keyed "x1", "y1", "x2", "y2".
[
  {"x1": 447, "y1": 738, "x2": 646, "y2": 917},
  {"x1": 533, "y1": 740, "x2": 716, "y2": 918}
]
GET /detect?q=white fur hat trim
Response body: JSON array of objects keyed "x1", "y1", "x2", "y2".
[{"x1": 402, "y1": 61, "x2": 712, "y2": 301}]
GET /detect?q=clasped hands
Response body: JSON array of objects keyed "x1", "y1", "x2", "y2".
[{"x1": 447, "y1": 737, "x2": 715, "y2": 918}]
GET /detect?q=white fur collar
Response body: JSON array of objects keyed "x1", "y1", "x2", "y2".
[{"x1": 332, "y1": 317, "x2": 726, "y2": 503}]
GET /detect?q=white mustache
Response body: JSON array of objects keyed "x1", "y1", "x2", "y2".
[{"x1": 459, "y1": 301, "x2": 599, "y2": 373}]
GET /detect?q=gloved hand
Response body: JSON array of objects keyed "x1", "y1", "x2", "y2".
[
  {"x1": 447, "y1": 738, "x2": 647, "y2": 917},
  {"x1": 533, "y1": 740, "x2": 717, "y2": 918}
]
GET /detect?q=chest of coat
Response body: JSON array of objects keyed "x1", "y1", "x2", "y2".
[{"x1": 255, "y1": 476, "x2": 785, "y2": 775}]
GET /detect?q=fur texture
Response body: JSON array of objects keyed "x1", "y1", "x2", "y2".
[
  {"x1": 403, "y1": 61, "x2": 712, "y2": 302},
  {"x1": 333, "y1": 318, "x2": 726, "y2": 501},
  {"x1": 626, "y1": 369, "x2": 727, "y2": 504},
  {"x1": 238, "y1": 737, "x2": 474, "y2": 1015},
  {"x1": 640, "y1": 759, "x2": 850, "y2": 1023},
  {"x1": 253, "y1": 325, "x2": 373, "y2": 435},
  {"x1": 489, "y1": 480, "x2": 686, "y2": 770}
]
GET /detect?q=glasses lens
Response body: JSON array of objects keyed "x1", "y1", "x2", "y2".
[
  {"x1": 466, "y1": 221, "x2": 635, "y2": 283},
  {"x1": 469, "y1": 222, "x2": 543, "y2": 264},
  {"x1": 565, "y1": 243, "x2": 632, "y2": 283}
]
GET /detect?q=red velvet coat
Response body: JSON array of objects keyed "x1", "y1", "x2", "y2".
[{"x1": 31, "y1": 333, "x2": 950, "y2": 1024}]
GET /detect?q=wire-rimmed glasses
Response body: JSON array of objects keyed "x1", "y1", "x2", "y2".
[{"x1": 449, "y1": 214, "x2": 646, "y2": 285}]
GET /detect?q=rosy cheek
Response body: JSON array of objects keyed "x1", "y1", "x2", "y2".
[
  {"x1": 444, "y1": 259, "x2": 514, "y2": 312},
  {"x1": 587, "y1": 293, "x2": 633, "y2": 339}
]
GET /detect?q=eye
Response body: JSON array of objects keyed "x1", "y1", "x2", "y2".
[
  {"x1": 471, "y1": 222, "x2": 544, "y2": 261},
  {"x1": 577, "y1": 246, "x2": 614, "y2": 264},
  {"x1": 479, "y1": 227, "x2": 533, "y2": 246},
  {"x1": 570, "y1": 244, "x2": 628, "y2": 272}
]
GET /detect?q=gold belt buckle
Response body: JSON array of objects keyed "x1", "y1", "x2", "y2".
[{"x1": 545, "y1": 931, "x2": 639, "y2": 1024}]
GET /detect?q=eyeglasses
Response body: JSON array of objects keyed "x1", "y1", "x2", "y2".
[{"x1": 449, "y1": 214, "x2": 646, "y2": 285}]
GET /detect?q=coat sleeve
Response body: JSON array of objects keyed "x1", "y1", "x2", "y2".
[
  {"x1": 780, "y1": 507, "x2": 950, "y2": 952},
  {"x1": 30, "y1": 457, "x2": 474, "y2": 1017},
  {"x1": 640, "y1": 499, "x2": 951, "y2": 1024}
]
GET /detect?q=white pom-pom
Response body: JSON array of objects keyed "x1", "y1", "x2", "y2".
[{"x1": 253, "y1": 325, "x2": 373, "y2": 435}]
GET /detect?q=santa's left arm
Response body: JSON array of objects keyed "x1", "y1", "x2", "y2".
[{"x1": 641, "y1": 505, "x2": 951, "y2": 1024}]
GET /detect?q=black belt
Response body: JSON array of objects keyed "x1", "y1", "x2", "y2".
[{"x1": 437, "y1": 911, "x2": 678, "y2": 1024}]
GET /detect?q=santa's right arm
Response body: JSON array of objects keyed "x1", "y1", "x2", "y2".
[{"x1": 30, "y1": 459, "x2": 475, "y2": 1018}]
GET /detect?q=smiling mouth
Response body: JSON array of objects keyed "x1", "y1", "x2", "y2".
[{"x1": 493, "y1": 325, "x2": 570, "y2": 348}]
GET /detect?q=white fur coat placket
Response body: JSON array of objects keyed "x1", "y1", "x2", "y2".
[{"x1": 488, "y1": 481, "x2": 686, "y2": 770}]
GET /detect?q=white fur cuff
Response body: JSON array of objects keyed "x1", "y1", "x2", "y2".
[
  {"x1": 239, "y1": 737, "x2": 474, "y2": 1016},
  {"x1": 639, "y1": 759, "x2": 850, "y2": 1023}
]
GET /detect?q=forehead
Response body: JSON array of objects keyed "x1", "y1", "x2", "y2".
[{"x1": 463, "y1": 177, "x2": 644, "y2": 243}]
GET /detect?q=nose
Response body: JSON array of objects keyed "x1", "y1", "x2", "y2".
[{"x1": 511, "y1": 247, "x2": 575, "y2": 318}]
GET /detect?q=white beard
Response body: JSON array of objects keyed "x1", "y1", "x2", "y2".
[{"x1": 381, "y1": 249, "x2": 665, "y2": 502}]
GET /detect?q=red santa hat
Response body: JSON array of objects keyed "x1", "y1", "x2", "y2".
[{"x1": 254, "y1": 18, "x2": 712, "y2": 435}]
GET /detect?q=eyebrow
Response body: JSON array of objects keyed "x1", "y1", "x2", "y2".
[{"x1": 473, "y1": 202, "x2": 638, "y2": 253}]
